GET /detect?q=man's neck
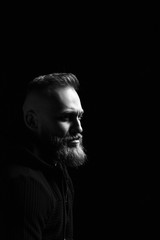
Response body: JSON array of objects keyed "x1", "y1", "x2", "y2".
[{"x1": 32, "y1": 144, "x2": 58, "y2": 166}]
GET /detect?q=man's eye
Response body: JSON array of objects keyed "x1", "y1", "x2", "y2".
[
  {"x1": 78, "y1": 115, "x2": 83, "y2": 120},
  {"x1": 78, "y1": 113, "x2": 84, "y2": 120},
  {"x1": 58, "y1": 112, "x2": 83, "y2": 122}
]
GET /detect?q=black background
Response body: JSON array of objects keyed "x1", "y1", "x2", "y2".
[{"x1": 1, "y1": 3, "x2": 159, "y2": 239}]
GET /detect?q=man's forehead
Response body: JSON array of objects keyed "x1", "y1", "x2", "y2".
[{"x1": 49, "y1": 87, "x2": 83, "y2": 112}]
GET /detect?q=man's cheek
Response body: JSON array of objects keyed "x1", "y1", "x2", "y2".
[{"x1": 56, "y1": 122, "x2": 70, "y2": 137}]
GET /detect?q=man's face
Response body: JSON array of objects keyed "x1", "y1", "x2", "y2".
[{"x1": 35, "y1": 87, "x2": 86, "y2": 167}]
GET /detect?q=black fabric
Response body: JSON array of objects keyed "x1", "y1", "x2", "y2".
[{"x1": 0, "y1": 142, "x2": 74, "y2": 240}]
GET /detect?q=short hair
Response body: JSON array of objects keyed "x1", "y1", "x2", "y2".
[{"x1": 26, "y1": 73, "x2": 80, "y2": 95}]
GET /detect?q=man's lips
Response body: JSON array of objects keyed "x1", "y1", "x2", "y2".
[
  {"x1": 66, "y1": 134, "x2": 82, "y2": 146},
  {"x1": 66, "y1": 134, "x2": 82, "y2": 142}
]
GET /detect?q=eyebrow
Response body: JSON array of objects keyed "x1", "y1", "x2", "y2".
[{"x1": 59, "y1": 109, "x2": 84, "y2": 116}]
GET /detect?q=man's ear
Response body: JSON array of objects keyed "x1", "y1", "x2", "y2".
[{"x1": 24, "y1": 110, "x2": 38, "y2": 131}]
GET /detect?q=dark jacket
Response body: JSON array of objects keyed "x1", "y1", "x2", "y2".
[{"x1": 0, "y1": 143, "x2": 74, "y2": 240}]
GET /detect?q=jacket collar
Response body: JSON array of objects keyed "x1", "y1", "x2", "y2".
[{"x1": 5, "y1": 142, "x2": 60, "y2": 171}]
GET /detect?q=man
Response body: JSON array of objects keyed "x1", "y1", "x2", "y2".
[{"x1": 0, "y1": 73, "x2": 87, "y2": 240}]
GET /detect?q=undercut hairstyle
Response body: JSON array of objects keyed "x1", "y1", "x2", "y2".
[{"x1": 26, "y1": 73, "x2": 80, "y2": 96}]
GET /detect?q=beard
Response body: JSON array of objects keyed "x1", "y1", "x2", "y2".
[
  {"x1": 50, "y1": 134, "x2": 87, "y2": 168},
  {"x1": 34, "y1": 130, "x2": 87, "y2": 168}
]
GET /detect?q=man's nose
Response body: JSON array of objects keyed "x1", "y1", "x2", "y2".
[{"x1": 71, "y1": 118, "x2": 83, "y2": 134}]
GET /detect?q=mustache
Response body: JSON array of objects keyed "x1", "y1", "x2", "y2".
[
  {"x1": 51, "y1": 133, "x2": 83, "y2": 147},
  {"x1": 64, "y1": 133, "x2": 83, "y2": 142}
]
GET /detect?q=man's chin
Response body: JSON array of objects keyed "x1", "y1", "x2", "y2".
[
  {"x1": 46, "y1": 135, "x2": 87, "y2": 167},
  {"x1": 57, "y1": 144, "x2": 87, "y2": 168}
]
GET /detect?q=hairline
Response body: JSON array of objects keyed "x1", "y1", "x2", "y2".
[{"x1": 26, "y1": 73, "x2": 80, "y2": 95}]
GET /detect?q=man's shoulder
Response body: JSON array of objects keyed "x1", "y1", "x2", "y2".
[
  {"x1": 1, "y1": 144, "x2": 52, "y2": 193},
  {"x1": 1, "y1": 144, "x2": 64, "y2": 197},
  {"x1": 2, "y1": 161, "x2": 59, "y2": 203},
  {"x1": 6, "y1": 163, "x2": 41, "y2": 180},
  {"x1": 1, "y1": 144, "x2": 42, "y2": 179}
]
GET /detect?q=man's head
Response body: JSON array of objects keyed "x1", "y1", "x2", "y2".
[{"x1": 23, "y1": 73, "x2": 87, "y2": 167}]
